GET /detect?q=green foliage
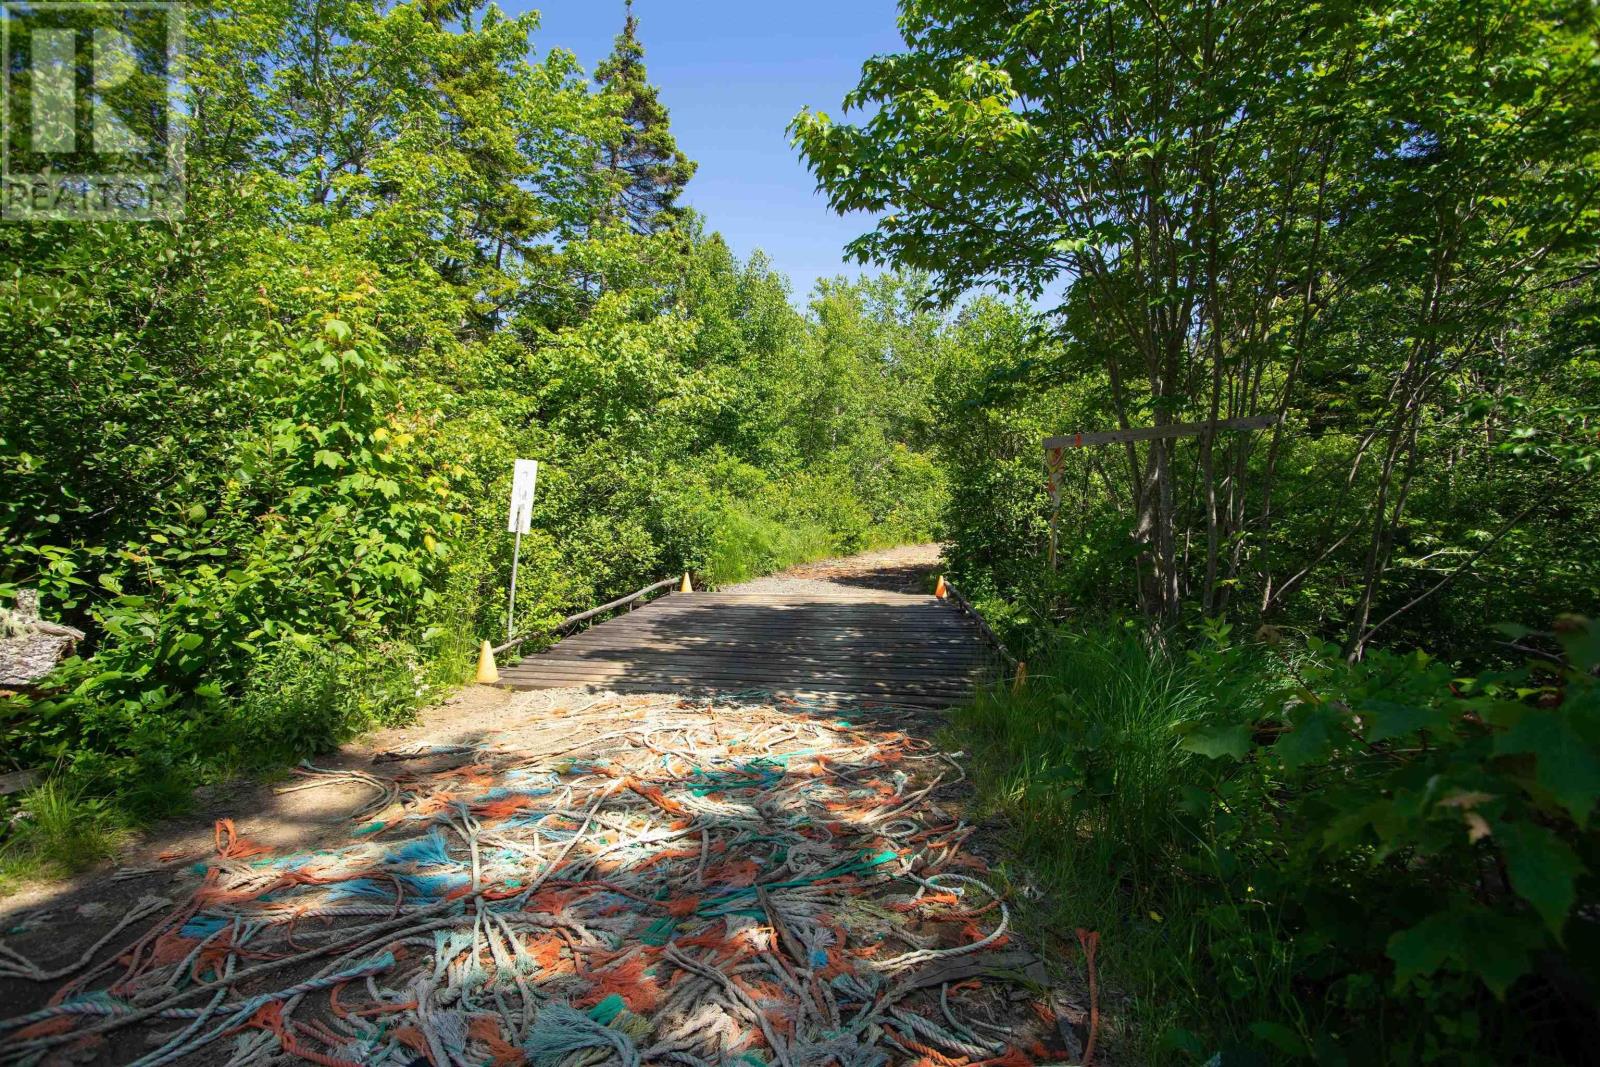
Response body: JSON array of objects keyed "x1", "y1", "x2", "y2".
[
  {"x1": 702, "y1": 506, "x2": 836, "y2": 588},
  {"x1": 0, "y1": 779, "x2": 127, "y2": 891},
  {"x1": 0, "y1": 0, "x2": 943, "y2": 847},
  {"x1": 956, "y1": 618, "x2": 1600, "y2": 1062},
  {"x1": 224, "y1": 640, "x2": 427, "y2": 769},
  {"x1": 802, "y1": 0, "x2": 1600, "y2": 1056},
  {"x1": 593, "y1": 0, "x2": 697, "y2": 234},
  {"x1": 799, "y1": 0, "x2": 1600, "y2": 643}
]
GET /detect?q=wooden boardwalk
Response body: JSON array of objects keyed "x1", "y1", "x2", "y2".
[{"x1": 498, "y1": 582, "x2": 994, "y2": 706}]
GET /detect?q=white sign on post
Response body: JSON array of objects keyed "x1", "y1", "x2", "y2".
[
  {"x1": 507, "y1": 459, "x2": 538, "y2": 534},
  {"x1": 505, "y1": 459, "x2": 539, "y2": 642}
]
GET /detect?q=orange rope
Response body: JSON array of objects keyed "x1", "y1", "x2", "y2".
[
  {"x1": 620, "y1": 776, "x2": 690, "y2": 815},
  {"x1": 349, "y1": 998, "x2": 419, "y2": 1017},
  {"x1": 707, "y1": 859, "x2": 760, "y2": 886},
  {"x1": 663, "y1": 895, "x2": 701, "y2": 917},
  {"x1": 391, "y1": 1025, "x2": 434, "y2": 1062},
  {"x1": 575, "y1": 954, "x2": 662, "y2": 1013},
  {"x1": 14, "y1": 1016, "x2": 76, "y2": 1041},
  {"x1": 1076, "y1": 928, "x2": 1100, "y2": 1066},
  {"x1": 974, "y1": 1049, "x2": 1035, "y2": 1067},
  {"x1": 237, "y1": 1001, "x2": 364, "y2": 1067},
  {"x1": 213, "y1": 818, "x2": 272, "y2": 859},
  {"x1": 886, "y1": 1027, "x2": 968, "y2": 1066},
  {"x1": 468, "y1": 1015, "x2": 527, "y2": 1067}
]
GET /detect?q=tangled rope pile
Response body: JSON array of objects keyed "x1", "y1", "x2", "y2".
[{"x1": 2, "y1": 691, "x2": 1077, "y2": 1066}]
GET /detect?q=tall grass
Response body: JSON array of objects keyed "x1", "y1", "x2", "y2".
[
  {"x1": 0, "y1": 779, "x2": 127, "y2": 892},
  {"x1": 951, "y1": 625, "x2": 1299, "y2": 1060},
  {"x1": 702, "y1": 505, "x2": 840, "y2": 587}
]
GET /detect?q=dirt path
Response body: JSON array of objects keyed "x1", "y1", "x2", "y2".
[
  {"x1": 729, "y1": 543, "x2": 944, "y2": 597},
  {"x1": 1, "y1": 548, "x2": 1091, "y2": 1065}
]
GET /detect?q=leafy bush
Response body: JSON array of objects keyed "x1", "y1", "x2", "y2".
[
  {"x1": 801, "y1": 0, "x2": 1600, "y2": 643},
  {"x1": 0, "y1": 0, "x2": 949, "y2": 846},
  {"x1": 224, "y1": 640, "x2": 426, "y2": 769},
  {"x1": 703, "y1": 506, "x2": 837, "y2": 587},
  {"x1": 954, "y1": 618, "x2": 1600, "y2": 1063}
]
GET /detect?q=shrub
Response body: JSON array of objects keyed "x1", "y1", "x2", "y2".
[
  {"x1": 703, "y1": 505, "x2": 836, "y2": 587},
  {"x1": 954, "y1": 617, "x2": 1600, "y2": 1063},
  {"x1": 223, "y1": 639, "x2": 426, "y2": 769}
]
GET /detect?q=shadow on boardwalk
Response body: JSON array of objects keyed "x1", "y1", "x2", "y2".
[{"x1": 0, "y1": 547, "x2": 1095, "y2": 1065}]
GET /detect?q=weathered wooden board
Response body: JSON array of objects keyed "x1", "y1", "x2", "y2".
[
  {"x1": 531, "y1": 637, "x2": 991, "y2": 662},
  {"x1": 1042, "y1": 413, "x2": 1279, "y2": 450},
  {"x1": 504, "y1": 659, "x2": 985, "y2": 688},
  {"x1": 498, "y1": 587, "x2": 995, "y2": 707}
]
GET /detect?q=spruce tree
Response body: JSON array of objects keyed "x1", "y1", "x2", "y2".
[{"x1": 594, "y1": 0, "x2": 697, "y2": 234}]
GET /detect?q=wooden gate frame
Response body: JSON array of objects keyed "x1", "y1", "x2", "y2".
[{"x1": 1041, "y1": 414, "x2": 1280, "y2": 569}]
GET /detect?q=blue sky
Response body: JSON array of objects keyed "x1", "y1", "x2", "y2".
[{"x1": 502, "y1": 0, "x2": 905, "y2": 305}]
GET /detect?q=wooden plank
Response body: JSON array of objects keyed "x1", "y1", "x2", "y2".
[
  {"x1": 1043, "y1": 413, "x2": 1278, "y2": 450},
  {"x1": 589, "y1": 628, "x2": 978, "y2": 644},
  {"x1": 501, "y1": 676, "x2": 976, "y2": 702},
  {"x1": 622, "y1": 621, "x2": 968, "y2": 633},
  {"x1": 687, "y1": 593, "x2": 936, "y2": 604},
  {"x1": 519, "y1": 637, "x2": 989, "y2": 662},
  {"x1": 510, "y1": 654, "x2": 987, "y2": 683},
  {"x1": 522, "y1": 654, "x2": 988, "y2": 672},
  {"x1": 636, "y1": 607, "x2": 964, "y2": 624},
  {"x1": 564, "y1": 621, "x2": 977, "y2": 640},
  {"x1": 613, "y1": 601, "x2": 952, "y2": 613},
  {"x1": 540, "y1": 642, "x2": 988, "y2": 662},
  {"x1": 501, "y1": 654, "x2": 986, "y2": 679},
  {"x1": 606, "y1": 631, "x2": 971, "y2": 643},
  {"x1": 691, "y1": 587, "x2": 934, "y2": 595},
  {"x1": 536, "y1": 648, "x2": 988, "y2": 666},
  {"x1": 529, "y1": 680, "x2": 974, "y2": 707},
  {"x1": 555, "y1": 623, "x2": 984, "y2": 643},
  {"x1": 499, "y1": 662, "x2": 981, "y2": 690},
  {"x1": 632, "y1": 603, "x2": 964, "y2": 618},
  {"x1": 500, "y1": 680, "x2": 976, "y2": 704},
  {"x1": 635, "y1": 603, "x2": 939, "y2": 617},
  {"x1": 627, "y1": 598, "x2": 947, "y2": 614},
  {"x1": 516, "y1": 678, "x2": 971, "y2": 707},
  {"x1": 601, "y1": 614, "x2": 966, "y2": 630}
]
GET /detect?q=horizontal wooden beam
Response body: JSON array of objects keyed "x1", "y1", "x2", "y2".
[
  {"x1": 1043, "y1": 413, "x2": 1279, "y2": 451},
  {"x1": 493, "y1": 576, "x2": 679, "y2": 656},
  {"x1": 546, "y1": 634, "x2": 991, "y2": 658}
]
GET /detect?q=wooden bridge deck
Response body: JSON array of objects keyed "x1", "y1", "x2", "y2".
[{"x1": 497, "y1": 586, "x2": 993, "y2": 706}]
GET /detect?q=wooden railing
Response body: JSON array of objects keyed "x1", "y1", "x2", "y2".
[
  {"x1": 493, "y1": 575, "x2": 682, "y2": 657},
  {"x1": 939, "y1": 577, "x2": 1019, "y2": 672}
]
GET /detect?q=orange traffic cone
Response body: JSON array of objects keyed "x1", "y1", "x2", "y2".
[
  {"x1": 476, "y1": 640, "x2": 500, "y2": 684},
  {"x1": 934, "y1": 575, "x2": 948, "y2": 599},
  {"x1": 680, "y1": 572, "x2": 693, "y2": 593}
]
